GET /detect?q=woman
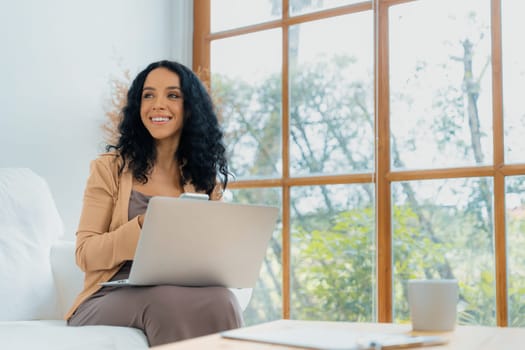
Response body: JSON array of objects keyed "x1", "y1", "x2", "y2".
[{"x1": 66, "y1": 60, "x2": 243, "y2": 346}]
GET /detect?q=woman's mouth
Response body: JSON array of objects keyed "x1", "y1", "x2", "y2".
[{"x1": 150, "y1": 116, "x2": 172, "y2": 125}]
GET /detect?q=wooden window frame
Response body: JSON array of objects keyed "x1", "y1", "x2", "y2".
[{"x1": 194, "y1": 0, "x2": 514, "y2": 326}]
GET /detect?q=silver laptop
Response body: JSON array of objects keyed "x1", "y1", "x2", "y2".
[{"x1": 100, "y1": 196, "x2": 279, "y2": 288}]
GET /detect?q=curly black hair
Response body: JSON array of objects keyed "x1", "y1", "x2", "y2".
[{"x1": 107, "y1": 60, "x2": 229, "y2": 196}]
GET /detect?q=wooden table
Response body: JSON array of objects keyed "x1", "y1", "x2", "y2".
[{"x1": 153, "y1": 319, "x2": 525, "y2": 349}]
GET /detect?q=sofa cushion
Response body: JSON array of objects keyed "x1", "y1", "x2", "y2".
[
  {"x1": 0, "y1": 168, "x2": 64, "y2": 321},
  {"x1": 0, "y1": 320, "x2": 148, "y2": 350}
]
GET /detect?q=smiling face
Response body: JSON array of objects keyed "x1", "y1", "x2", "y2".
[{"x1": 140, "y1": 67, "x2": 184, "y2": 143}]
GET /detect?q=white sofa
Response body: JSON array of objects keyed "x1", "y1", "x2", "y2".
[{"x1": 0, "y1": 168, "x2": 251, "y2": 349}]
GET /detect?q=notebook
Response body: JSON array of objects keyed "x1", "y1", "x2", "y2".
[
  {"x1": 221, "y1": 321, "x2": 448, "y2": 350},
  {"x1": 100, "y1": 195, "x2": 279, "y2": 288}
]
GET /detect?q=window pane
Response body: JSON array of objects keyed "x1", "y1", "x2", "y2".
[
  {"x1": 289, "y1": 11, "x2": 374, "y2": 176},
  {"x1": 211, "y1": 0, "x2": 281, "y2": 33},
  {"x1": 505, "y1": 176, "x2": 525, "y2": 326},
  {"x1": 211, "y1": 29, "x2": 282, "y2": 179},
  {"x1": 290, "y1": 184, "x2": 375, "y2": 321},
  {"x1": 290, "y1": 0, "x2": 364, "y2": 16},
  {"x1": 226, "y1": 187, "x2": 283, "y2": 325},
  {"x1": 392, "y1": 178, "x2": 496, "y2": 326},
  {"x1": 502, "y1": 1, "x2": 525, "y2": 164},
  {"x1": 390, "y1": 0, "x2": 492, "y2": 170}
]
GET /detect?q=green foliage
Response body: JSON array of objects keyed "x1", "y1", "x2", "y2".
[
  {"x1": 505, "y1": 202, "x2": 525, "y2": 326},
  {"x1": 391, "y1": 189, "x2": 500, "y2": 325},
  {"x1": 291, "y1": 207, "x2": 375, "y2": 321}
]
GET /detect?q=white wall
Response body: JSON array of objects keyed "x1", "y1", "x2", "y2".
[{"x1": 0, "y1": 0, "x2": 192, "y2": 238}]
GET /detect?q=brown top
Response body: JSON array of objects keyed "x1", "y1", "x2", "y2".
[
  {"x1": 128, "y1": 189, "x2": 152, "y2": 220},
  {"x1": 65, "y1": 152, "x2": 222, "y2": 320},
  {"x1": 110, "y1": 190, "x2": 153, "y2": 282}
]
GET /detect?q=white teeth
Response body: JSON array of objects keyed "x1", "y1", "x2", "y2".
[{"x1": 151, "y1": 117, "x2": 170, "y2": 122}]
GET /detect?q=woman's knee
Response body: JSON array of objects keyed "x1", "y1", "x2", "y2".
[
  {"x1": 214, "y1": 288, "x2": 241, "y2": 310},
  {"x1": 208, "y1": 287, "x2": 244, "y2": 326},
  {"x1": 147, "y1": 286, "x2": 242, "y2": 319}
]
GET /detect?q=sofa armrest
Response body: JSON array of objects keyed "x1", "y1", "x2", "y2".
[
  {"x1": 50, "y1": 240, "x2": 84, "y2": 318},
  {"x1": 229, "y1": 288, "x2": 252, "y2": 312}
]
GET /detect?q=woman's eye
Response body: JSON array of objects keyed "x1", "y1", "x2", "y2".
[
  {"x1": 168, "y1": 93, "x2": 181, "y2": 99},
  {"x1": 142, "y1": 93, "x2": 153, "y2": 99}
]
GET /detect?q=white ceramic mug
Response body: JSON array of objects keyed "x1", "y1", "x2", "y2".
[{"x1": 407, "y1": 279, "x2": 458, "y2": 331}]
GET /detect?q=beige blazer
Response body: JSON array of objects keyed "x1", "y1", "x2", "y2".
[{"x1": 65, "y1": 153, "x2": 221, "y2": 320}]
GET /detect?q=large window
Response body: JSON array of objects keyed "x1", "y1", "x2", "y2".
[{"x1": 194, "y1": 0, "x2": 525, "y2": 327}]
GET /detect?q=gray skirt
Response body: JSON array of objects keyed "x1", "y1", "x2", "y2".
[{"x1": 68, "y1": 262, "x2": 244, "y2": 347}]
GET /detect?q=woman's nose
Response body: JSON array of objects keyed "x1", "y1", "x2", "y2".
[
  {"x1": 153, "y1": 96, "x2": 166, "y2": 110},
  {"x1": 153, "y1": 101, "x2": 164, "y2": 110}
]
